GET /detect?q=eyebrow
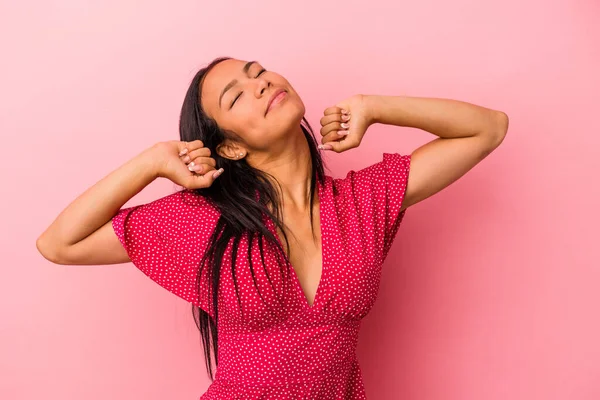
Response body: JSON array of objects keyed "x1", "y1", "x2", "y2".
[{"x1": 218, "y1": 60, "x2": 257, "y2": 109}]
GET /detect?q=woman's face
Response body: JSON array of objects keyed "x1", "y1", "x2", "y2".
[{"x1": 200, "y1": 59, "x2": 306, "y2": 158}]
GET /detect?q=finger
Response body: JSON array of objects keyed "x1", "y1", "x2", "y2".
[
  {"x1": 187, "y1": 158, "x2": 217, "y2": 174},
  {"x1": 185, "y1": 139, "x2": 205, "y2": 152},
  {"x1": 189, "y1": 164, "x2": 216, "y2": 176},
  {"x1": 321, "y1": 130, "x2": 348, "y2": 145},
  {"x1": 321, "y1": 132, "x2": 358, "y2": 150},
  {"x1": 319, "y1": 113, "x2": 350, "y2": 127},
  {"x1": 178, "y1": 143, "x2": 189, "y2": 157},
  {"x1": 187, "y1": 147, "x2": 211, "y2": 160},
  {"x1": 181, "y1": 142, "x2": 209, "y2": 162},
  {"x1": 320, "y1": 121, "x2": 350, "y2": 137},
  {"x1": 191, "y1": 156, "x2": 217, "y2": 168},
  {"x1": 323, "y1": 106, "x2": 348, "y2": 116},
  {"x1": 318, "y1": 140, "x2": 342, "y2": 152},
  {"x1": 185, "y1": 167, "x2": 224, "y2": 189},
  {"x1": 323, "y1": 138, "x2": 357, "y2": 153},
  {"x1": 326, "y1": 140, "x2": 347, "y2": 153}
]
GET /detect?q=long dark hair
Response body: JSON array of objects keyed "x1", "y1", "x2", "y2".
[{"x1": 179, "y1": 57, "x2": 326, "y2": 380}]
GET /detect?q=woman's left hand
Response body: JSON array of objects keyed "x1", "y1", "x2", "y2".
[{"x1": 319, "y1": 94, "x2": 375, "y2": 153}]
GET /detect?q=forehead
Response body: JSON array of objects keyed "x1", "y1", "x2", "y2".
[{"x1": 201, "y1": 59, "x2": 250, "y2": 109}]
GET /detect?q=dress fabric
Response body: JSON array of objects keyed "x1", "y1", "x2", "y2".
[{"x1": 112, "y1": 153, "x2": 411, "y2": 399}]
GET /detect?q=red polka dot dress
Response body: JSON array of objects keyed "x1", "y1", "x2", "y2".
[{"x1": 112, "y1": 153, "x2": 411, "y2": 399}]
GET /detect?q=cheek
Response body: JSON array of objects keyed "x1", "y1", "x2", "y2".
[
  {"x1": 215, "y1": 107, "x2": 256, "y2": 132},
  {"x1": 226, "y1": 117, "x2": 263, "y2": 144}
]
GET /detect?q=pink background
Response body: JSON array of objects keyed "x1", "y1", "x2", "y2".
[{"x1": 2, "y1": 1, "x2": 599, "y2": 399}]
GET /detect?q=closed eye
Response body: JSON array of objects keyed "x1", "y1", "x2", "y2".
[{"x1": 230, "y1": 68, "x2": 267, "y2": 108}]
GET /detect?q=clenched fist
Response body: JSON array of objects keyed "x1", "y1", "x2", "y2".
[{"x1": 153, "y1": 140, "x2": 223, "y2": 189}]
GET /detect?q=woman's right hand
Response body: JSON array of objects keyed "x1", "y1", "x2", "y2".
[{"x1": 153, "y1": 140, "x2": 223, "y2": 189}]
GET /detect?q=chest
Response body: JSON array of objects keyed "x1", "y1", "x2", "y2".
[
  {"x1": 276, "y1": 206, "x2": 323, "y2": 308},
  {"x1": 213, "y1": 179, "x2": 385, "y2": 332}
]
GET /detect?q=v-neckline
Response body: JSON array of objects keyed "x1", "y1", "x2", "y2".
[{"x1": 268, "y1": 180, "x2": 326, "y2": 310}]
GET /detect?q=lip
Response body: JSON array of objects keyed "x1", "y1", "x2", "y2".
[{"x1": 265, "y1": 89, "x2": 287, "y2": 115}]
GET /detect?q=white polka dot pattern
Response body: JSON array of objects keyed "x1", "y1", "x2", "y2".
[{"x1": 112, "y1": 152, "x2": 411, "y2": 399}]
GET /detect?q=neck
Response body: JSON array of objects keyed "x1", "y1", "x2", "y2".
[{"x1": 248, "y1": 125, "x2": 315, "y2": 212}]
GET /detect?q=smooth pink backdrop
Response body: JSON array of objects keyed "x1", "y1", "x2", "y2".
[{"x1": 1, "y1": 1, "x2": 598, "y2": 399}]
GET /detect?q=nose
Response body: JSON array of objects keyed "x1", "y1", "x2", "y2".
[{"x1": 255, "y1": 78, "x2": 270, "y2": 98}]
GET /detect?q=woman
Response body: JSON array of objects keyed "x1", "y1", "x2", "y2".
[{"x1": 37, "y1": 56, "x2": 509, "y2": 399}]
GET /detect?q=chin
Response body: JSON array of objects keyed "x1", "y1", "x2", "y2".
[
  {"x1": 266, "y1": 95, "x2": 305, "y2": 133},
  {"x1": 289, "y1": 100, "x2": 306, "y2": 122},
  {"x1": 281, "y1": 109, "x2": 305, "y2": 132},
  {"x1": 272, "y1": 97, "x2": 304, "y2": 122}
]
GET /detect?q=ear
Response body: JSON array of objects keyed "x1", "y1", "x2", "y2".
[{"x1": 216, "y1": 140, "x2": 247, "y2": 160}]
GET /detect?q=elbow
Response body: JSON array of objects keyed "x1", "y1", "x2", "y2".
[
  {"x1": 36, "y1": 235, "x2": 65, "y2": 264},
  {"x1": 495, "y1": 111, "x2": 509, "y2": 145},
  {"x1": 485, "y1": 110, "x2": 509, "y2": 149}
]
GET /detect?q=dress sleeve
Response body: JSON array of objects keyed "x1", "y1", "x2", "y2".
[
  {"x1": 111, "y1": 191, "x2": 215, "y2": 316},
  {"x1": 342, "y1": 152, "x2": 411, "y2": 263}
]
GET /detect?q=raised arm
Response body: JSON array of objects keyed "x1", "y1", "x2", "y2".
[
  {"x1": 36, "y1": 146, "x2": 161, "y2": 265},
  {"x1": 366, "y1": 95, "x2": 509, "y2": 211},
  {"x1": 36, "y1": 140, "x2": 220, "y2": 265}
]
